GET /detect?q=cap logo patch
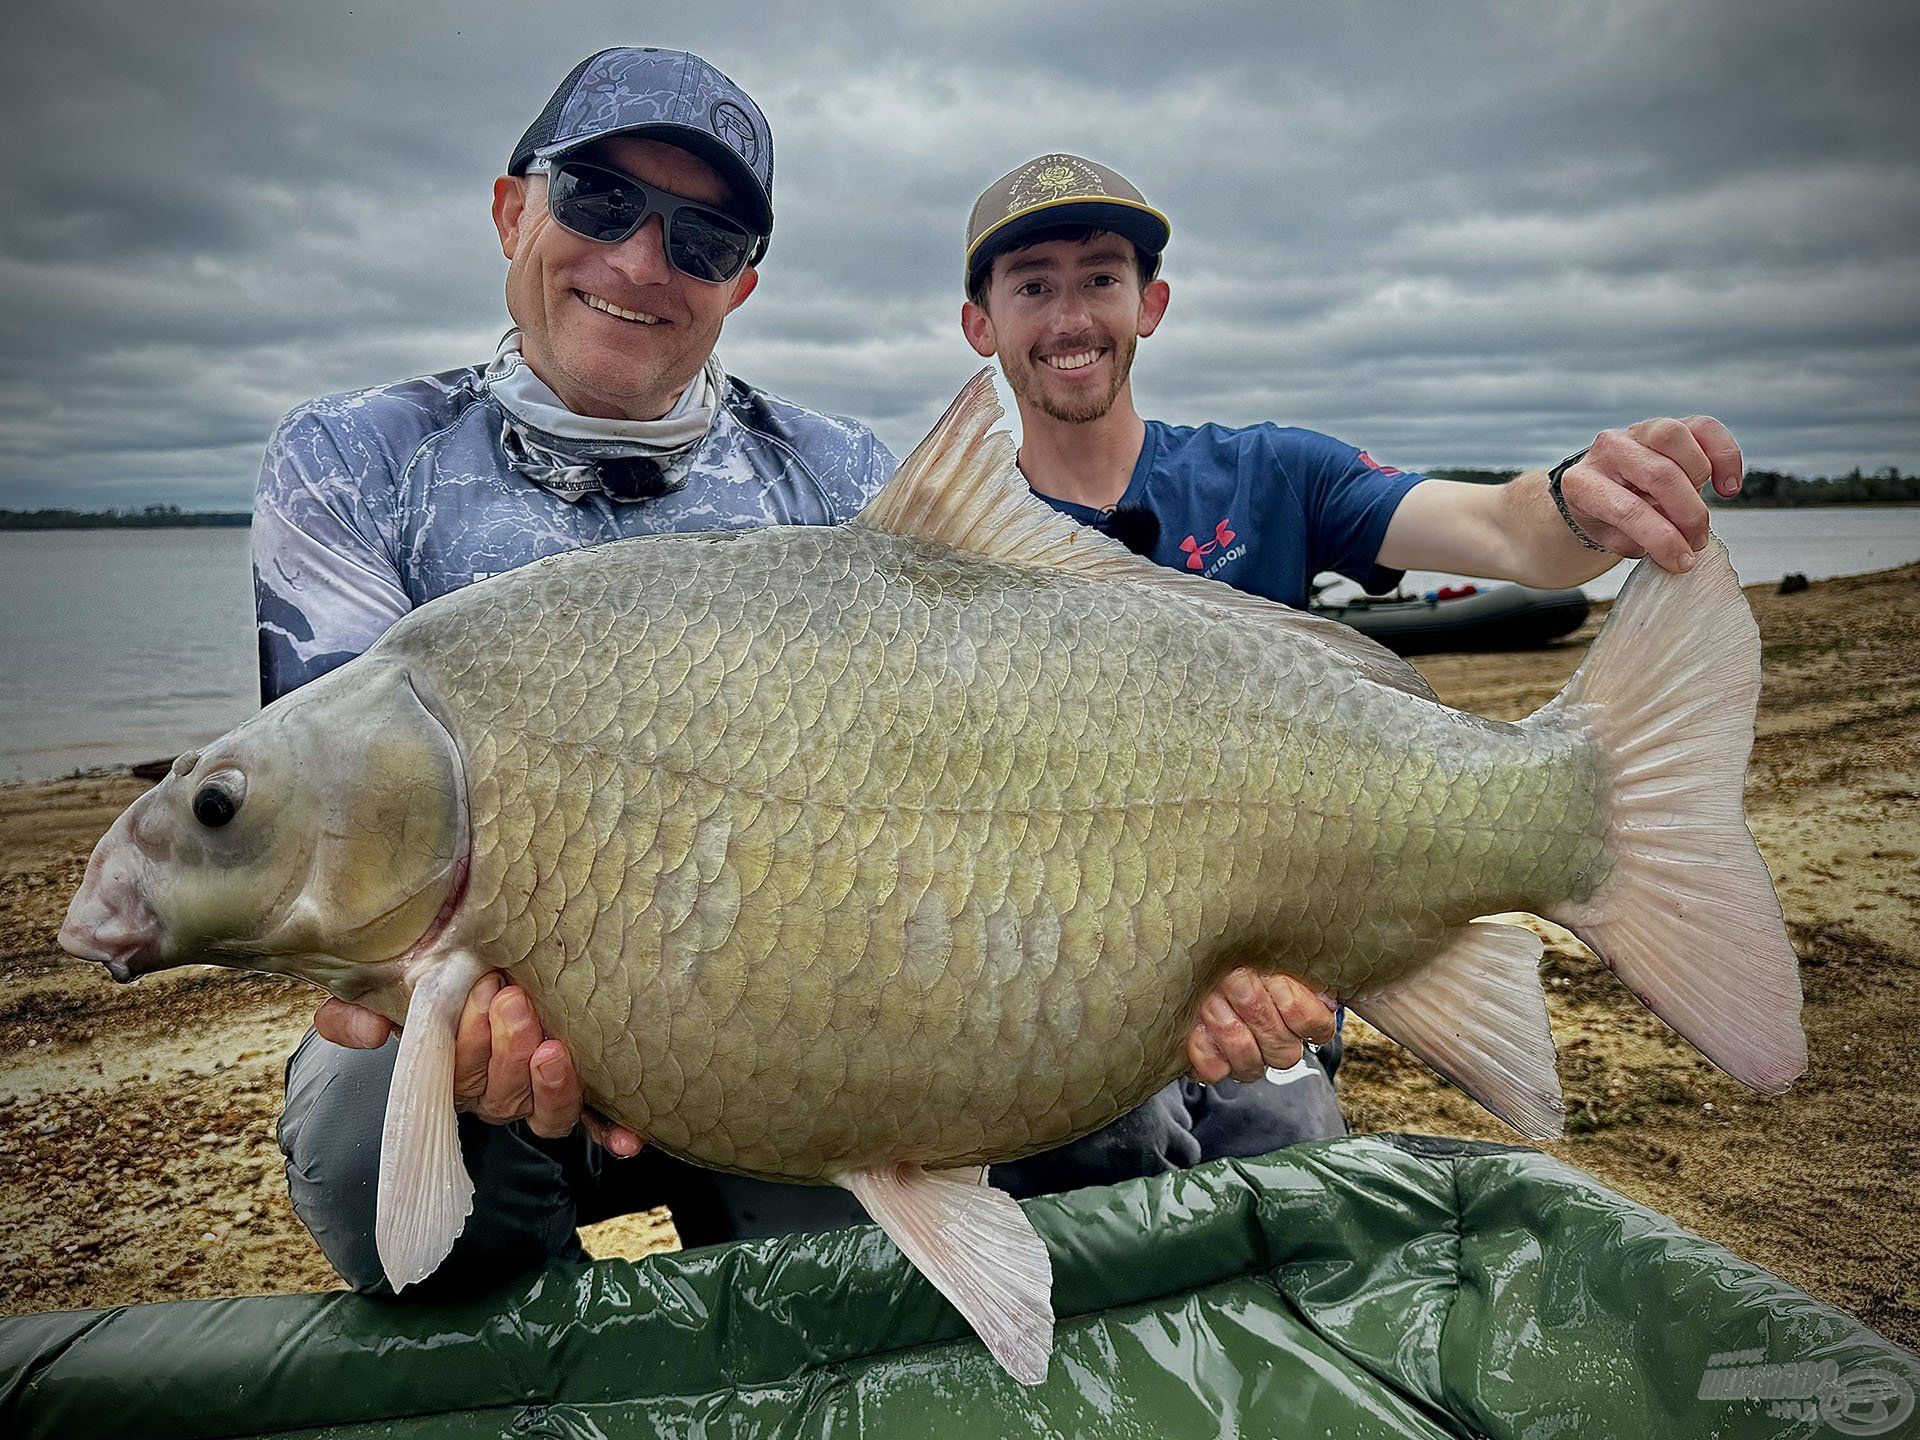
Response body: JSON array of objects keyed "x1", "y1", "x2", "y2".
[
  {"x1": 1008, "y1": 154, "x2": 1106, "y2": 214},
  {"x1": 711, "y1": 101, "x2": 760, "y2": 165}
]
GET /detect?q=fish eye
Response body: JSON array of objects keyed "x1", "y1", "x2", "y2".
[{"x1": 192, "y1": 781, "x2": 241, "y2": 829}]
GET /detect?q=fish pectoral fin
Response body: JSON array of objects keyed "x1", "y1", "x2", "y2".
[
  {"x1": 1350, "y1": 921, "x2": 1565, "y2": 1140},
  {"x1": 374, "y1": 949, "x2": 489, "y2": 1291},
  {"x1": 837, "y1": 1161, "x2": 1055, "y2": 1386}
]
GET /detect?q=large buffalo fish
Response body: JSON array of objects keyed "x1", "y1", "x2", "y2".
[{"x1": 60, "y1": 372, "x2": 1805, "y2": 1383}]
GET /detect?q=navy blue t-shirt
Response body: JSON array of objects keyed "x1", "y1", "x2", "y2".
[{"x1": 1035, "y1": 420, "x2": 1427, "y2": 606}]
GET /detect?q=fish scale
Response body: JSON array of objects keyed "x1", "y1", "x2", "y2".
[{"x1": 380, "y1": 522, "x2": 1598, "y2": 1181}]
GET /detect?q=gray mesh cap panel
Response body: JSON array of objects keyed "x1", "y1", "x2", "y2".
[{"x1": 510, "y1": 48, "x2": 773, "y2": 241}]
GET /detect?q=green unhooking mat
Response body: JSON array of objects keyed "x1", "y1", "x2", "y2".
[{"x1": 3, "y1": 1134, "x2": 1914, "y2": 1438}]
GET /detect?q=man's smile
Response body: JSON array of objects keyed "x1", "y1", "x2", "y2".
[
  {"x1": 575, "y1": 289, "x2": 664, "y2": 325},
  {"x1": 1040, "y1": 347, "x2": 1107, "y2": 372}
]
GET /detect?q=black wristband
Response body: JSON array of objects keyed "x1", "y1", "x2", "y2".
[{"x1": 1547, "y1": 448, "x2": 1605, "y2": 551}]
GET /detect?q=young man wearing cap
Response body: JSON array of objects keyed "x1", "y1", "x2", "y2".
[
  {"x1": 957, "y1": 153, "x2": 1748, "y2": 1182},
  {"x1": 271, "y1": 64, "x2": 1321, "y2": 1296}
]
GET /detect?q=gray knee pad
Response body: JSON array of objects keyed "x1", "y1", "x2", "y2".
[
  {"x1": 990, "y1": 1084, "x2": 1203, "y2": 1200},
  {"x1": 1181, "y1": 1048, "x2": 1349, "y2": 1159}
]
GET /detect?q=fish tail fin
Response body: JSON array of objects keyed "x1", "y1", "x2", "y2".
[{"x1": 1538, "y1": 537, "x2": 1806, "y2": 1092}]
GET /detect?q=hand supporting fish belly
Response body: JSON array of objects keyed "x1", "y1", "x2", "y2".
[
  {"x1": 313, "y1": 978, "x2": 649, "y2": 1155},
  {"x1": 59, "y1": 371, "x2": 1804, "y2": 1385}
]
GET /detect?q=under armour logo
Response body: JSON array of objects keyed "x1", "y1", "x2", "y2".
[{"x1": 1179, "y1": 518, "x2": 1237, "y2": 570}]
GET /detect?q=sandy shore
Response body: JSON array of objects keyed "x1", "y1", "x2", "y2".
[{"x1": 2, "y1": 562, "x2": 1915, "y2": 1347}]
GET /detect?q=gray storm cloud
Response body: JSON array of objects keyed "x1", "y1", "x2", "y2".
[{"x1": 1, "y1": 0, "x2": 1916, "y2": 509}]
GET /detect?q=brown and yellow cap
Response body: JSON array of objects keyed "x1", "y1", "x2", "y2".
[{"x1": 964, "y1": 153, "x2": 1170, "y2": 295}]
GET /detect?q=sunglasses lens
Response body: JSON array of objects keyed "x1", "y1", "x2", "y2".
[
  {"x1": 667, "y1": 207, "x2": 756, "y2": 283},
  {"x1": 549, "y1": 165, "x2": 646, "y2": 243},
  {"x1": 547, "y1": 162, "x2": 758, "y2": 282}
]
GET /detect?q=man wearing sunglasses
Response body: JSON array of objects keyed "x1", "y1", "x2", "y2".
[
  {"x1": 253, "y1": 47, "x2": 891, "y2": 711},
  {"x1": 264, "y1": 48, "x2": 901, "y2": 1297}
]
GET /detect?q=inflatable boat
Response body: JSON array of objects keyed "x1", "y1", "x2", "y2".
[{"x1": 1314, "y1": 582, "x2": 1590, "y2": 655}]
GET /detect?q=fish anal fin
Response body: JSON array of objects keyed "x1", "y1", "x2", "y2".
[
  {"x1": 838, "y1": 1160, "x2": 1055, "y2": 1385},
  {"x1": 855, "y1": 369, "x2": 1439, "y2": 702},
  {"x1": 1351, "y1": 921, "x2": 1565, "y2": 1140},
  {"x1": 375, "y1": 949, "x2": 488, "y2": 1290}
]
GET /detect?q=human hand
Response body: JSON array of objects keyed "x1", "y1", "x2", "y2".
[
  {"x1": 313, "y1": 975, "x2": 646, "y2": 1156},
  {"x1": 1554, "y1": 417, "x2": 1742, "y2": 572},
  {"x1": 1185, "y1": 969, "x2": 1338, "y2": 1084}
]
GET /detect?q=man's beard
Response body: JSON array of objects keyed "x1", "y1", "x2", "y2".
[{"x1": 1008, "y1": 330, "x2": 1137, "y2": 424}]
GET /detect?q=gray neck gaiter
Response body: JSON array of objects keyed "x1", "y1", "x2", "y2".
[{"x1": 485, "y1": 332, "x2": 726, "y2": 502}]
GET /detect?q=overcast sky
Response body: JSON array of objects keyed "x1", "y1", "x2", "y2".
[{"x1": 3, "y1": 0, "x2": 1916, "y2": 510}]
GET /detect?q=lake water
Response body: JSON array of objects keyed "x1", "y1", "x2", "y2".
[
  {"x1": 2, "y1": 507, "x2": 1916, "y2": 784},
  {"x1": 1, "y1": 529, "x2": 258, "y2": 784},
  {"x1": 1314, "y1": 503, "x2": 1920, "y2": 604}
]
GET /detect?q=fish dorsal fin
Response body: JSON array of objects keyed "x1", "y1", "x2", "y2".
[{"x1": 856, "y1": 369, "x2": 1440, "y2": 702}]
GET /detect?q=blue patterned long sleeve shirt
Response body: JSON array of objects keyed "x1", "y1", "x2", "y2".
[{"x1": 252, "y1": 362, "x2": 895, "y2": 703}]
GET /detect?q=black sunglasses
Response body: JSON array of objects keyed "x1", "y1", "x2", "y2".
[{"x1": 543, "y1": 160, "x2": 761, "y2": 284}]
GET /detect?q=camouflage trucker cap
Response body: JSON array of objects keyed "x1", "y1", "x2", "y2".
[
  {"x1": 964, "y1": 153, "x2": 1170, "y2": 294},
  {"x1": 509, "y1": 48, "x2": 775, "y2": 255}
]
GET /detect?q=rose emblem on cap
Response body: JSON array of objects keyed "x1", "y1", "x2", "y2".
[
  {"x1": 1010, "y1": 156, "x2": 1107, "y2": 210},
  {"x1": 964, "y1": 152, "x2": 1171, "y2": 294}
]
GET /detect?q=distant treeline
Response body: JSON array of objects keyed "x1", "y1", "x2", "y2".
[
  {"x1": 0, "y1": 504, "x2": 250, "y2": 530},
  {"x1": 1722, "y1": 468, "x2": 1918, "y2": 506},
  {"x1": 1425, "y1": 465, "x2": 1918, "y2": 506}
]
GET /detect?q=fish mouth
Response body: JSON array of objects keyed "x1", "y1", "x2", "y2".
[
  {"x1": 58, "y1": 899, "x2": 165, "y2": 983},
  {"x1": 59, "y1": 822, "x2": 165, "y2": 983},
  {"x1": 55, "y1": 923, "x2": 161, "y2": 984}
]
